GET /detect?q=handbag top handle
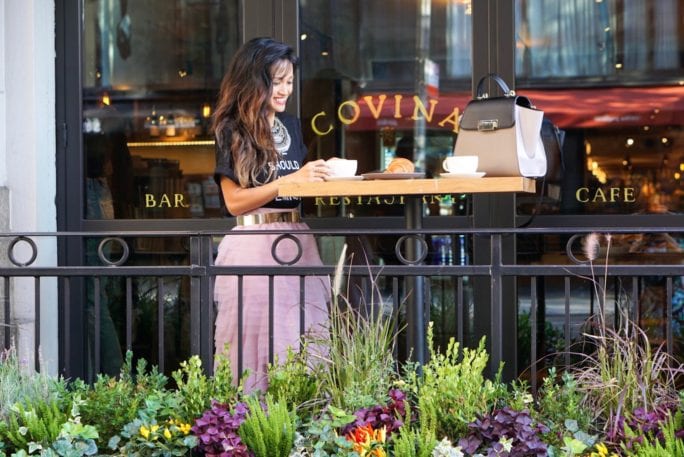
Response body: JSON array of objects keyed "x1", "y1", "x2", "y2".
[{"x1": 476, "y1": 73, "x2": 516, "y2": 100}]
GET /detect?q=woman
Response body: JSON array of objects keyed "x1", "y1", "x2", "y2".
[{"x1": 212, "y1": 37, "x2": 331, "y2": 392}]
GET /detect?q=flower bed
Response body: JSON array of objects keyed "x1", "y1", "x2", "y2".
[{"x1": 1, "y1": 319, "x2": 683, "y2": 457}]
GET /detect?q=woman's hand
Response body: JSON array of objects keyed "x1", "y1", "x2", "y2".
[
  {"x1": 220, "y1": 159, "x2": 331, "y2": 215},
  {"x1": 279, "y1": 159, "x2": 331, "y2": 183}
]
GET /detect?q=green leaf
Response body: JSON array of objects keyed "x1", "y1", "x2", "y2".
[
  {"x1": 562, "y1": 436, "x2": 588, "y2": 454},
  {"x1": 573, "y1": 431, "x2": 597, "y2": 447},
  {"x1": 564, "y1": 419, "x2": 579, "y2": 433},
  {"x1": 51, "y1": 439, "x2": 71, "y2": 455},
  {"x1": 107, "y1": 435, "x2": 120, "y2": 450},
  {"x1": 83, "y1": 440, "x2": 98, "y2": 456}
]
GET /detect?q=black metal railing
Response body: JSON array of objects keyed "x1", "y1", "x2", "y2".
[{"x1": 1, "y1": 226, "x2": 682, "y2": 391}]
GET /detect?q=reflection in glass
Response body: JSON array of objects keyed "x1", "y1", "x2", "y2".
[
  {"x1": 300, "y1": 0, "x2": 472, "y2": 219},
  {"x1": 516, "y1": 0, "x2": 680, "y2": 80},
  {"x1": 515, "y1": 0, "x2": 684, "y2": 216},
  {"x1": 514, "y1": 1, "x2": 684, "y2": 381},
  {"x1": 299, "y1": 2, "x2": 476, "y2": 358},
  {"x1": 80, "y1": 0, "x2": 239, "y2": 377},
  {"x1": 82, "y1": 0, "x2": 239, "y2": 220}
]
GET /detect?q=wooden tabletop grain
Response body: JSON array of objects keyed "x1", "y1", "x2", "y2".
[{"x1": 278, "y1": 177, "x2": 536, "y2": 197}]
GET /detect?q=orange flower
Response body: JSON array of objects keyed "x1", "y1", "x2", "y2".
[
  {"x1": 347, "y1": 424, "x2": 372, "y2": 452},
  {"x1": 346, "y1": 424, "x2": 386, "y2": 457}
]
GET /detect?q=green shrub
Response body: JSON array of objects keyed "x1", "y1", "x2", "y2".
[
  {"x1": 405, "y1": 323, "x2": 506, "y2": 440},
  {"x1": 290, "y1": 405, "x2": 357, "y2": 456},
  {"x1": 391, "y1": 401, "x2": 436, "y2": 457},
  {"x1": 0, "y1": 398, "x2": 67, "y2": 452},
  {"x1": 107, "y1": 391, "x2": 197, "y2": 456},
  {"x1": 69, "y1": 351, "x2": 168, "y2": 448},
  {"x1": 238, "y1": 394, "x2": 295, "y2": 457},
  {"x1": 267, "y1": 345, "x2": 319, "y2": 419},
  {"x1": 68, "y1": 377, "x2": 137, "y2": 449},
  {"x1": 536, "y1": 368, "x2": 593, "y2": 444},
  {"x1": 171, "y1": 351, "x2": 237, "y2": 424},
  {"x1": 311, "y1": 291, "x2": 399, "y2": 411},
  {"x1": 307, "y1": 245, "x2": 402, "y2": 412},
  {"x1": 0, "y1": 396, "x2": 99, "y2": 457},
  {"x1": 0, "y1": 348, "x2": 67, "y2": 421}
]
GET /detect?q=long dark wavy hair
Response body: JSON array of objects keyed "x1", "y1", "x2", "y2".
[{"x1": 213, "y1": 37, "x2": 299, "y2": 187}]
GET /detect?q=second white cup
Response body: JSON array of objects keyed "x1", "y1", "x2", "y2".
[{"x1": 443, "y1": 155, "x2": 479, "y2": 173}]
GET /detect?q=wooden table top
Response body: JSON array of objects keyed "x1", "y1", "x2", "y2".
[{"x1": 278, "y1": 176, "x2": 536, "y2": 197}]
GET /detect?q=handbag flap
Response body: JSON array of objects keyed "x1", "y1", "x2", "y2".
[{"x1": 459, "y1": 96, "x2": 534, "y2": 131}]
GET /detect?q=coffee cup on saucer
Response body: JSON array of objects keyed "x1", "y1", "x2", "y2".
[
  {"x1": 443, "y1": 155, "x2": 479, "y2": 174},
  {"x1": 327, "y1": 158, "x2": 358, "y2": 177}
]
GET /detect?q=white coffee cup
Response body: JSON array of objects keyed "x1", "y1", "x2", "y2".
[
  {"x1": 327, "y1": 158, "x2": 358, "y2": 177},
  {"x1": 443, "y1": 155, "x2": 479, "y2": 173}
]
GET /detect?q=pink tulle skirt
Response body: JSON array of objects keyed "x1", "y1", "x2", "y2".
[{"x1": 213, "y1": 221, "x2": 330, "y2": 392}]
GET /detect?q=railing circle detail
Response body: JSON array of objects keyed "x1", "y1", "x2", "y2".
[
  {"x1": 271, "y1": 234, "x2": 303, "y2": 266},
  {"x1": 565, "y1": 233, "x2": 593, "y2": 264},
  {"x1": 97, "y1": 237, "x2": 130, "y2": 266},
  {"x1": 395, "y1": 235, "x2": 429, "y2": 265},
  {"x1": 8, "y1": 236, "x2": 38, "y2": 267}
]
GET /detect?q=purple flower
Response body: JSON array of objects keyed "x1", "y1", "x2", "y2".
[
  {"x1": 191, "y1": 401, "x2": 252, "y2": 457},
  {"x1": 342, "y1": 388, "x2": 408, "y2": 437},
  {"x1": 458, "y1": 408, "x2": 548, "y2": 456},
  {"x1": 608, "y1": 403, "x2": 684, "y2": 450}
]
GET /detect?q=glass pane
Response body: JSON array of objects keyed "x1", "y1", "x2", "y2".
[
  {"x1": 515, "y1": 0, "x2": 684, "y2": 374},
  {"x1": 82, "y1": 0, "x2": 240, "y2": 219},
  {"x1": 300, "y1": 0, "x2": 473, "y2": 220},
  {"x1": 516, "y1": 0, "x2": 682, "y2": 82},
  {"x1": 514, "y1": 0, "x2": 684, "y2": 217}
]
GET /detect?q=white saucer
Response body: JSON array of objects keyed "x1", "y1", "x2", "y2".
[
  {"x1": 324, "y1": 175, "x2": 364, "y2": 181},
  {"x1": 440, "y1": 171, "x2": 486, "y2": 179}
]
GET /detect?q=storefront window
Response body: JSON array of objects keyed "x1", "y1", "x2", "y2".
[
  {"x1": 515, "y1": 0, "x2": 684, "y2": 370},
  {"x1": 515, "y1": 0, "x2": 684, "y2": 216},
  {"x1": 299, "y1": 0, "x2": 473, "y2": 219},
  {"x1": 79, "y1": 0, "x2": 239, "y2": 378},
  {"x1": 299, "y1": 2, "x2": 477, "y2": 342},
  {"x1": 82, "y1": 0, "x2": 239, "y2": 219}
]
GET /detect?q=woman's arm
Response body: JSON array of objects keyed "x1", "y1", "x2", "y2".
[{"x1": 220, "y1": 159, "x2": 330, "y2": 215}]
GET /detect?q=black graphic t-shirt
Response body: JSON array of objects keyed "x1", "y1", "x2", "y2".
[{"x1": 214, "y1": 112, "x2": 305, "y2": 216}]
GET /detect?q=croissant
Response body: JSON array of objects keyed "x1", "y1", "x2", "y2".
[{"x1": 385, "y1": 157, "x2": 415, "y2": 173}]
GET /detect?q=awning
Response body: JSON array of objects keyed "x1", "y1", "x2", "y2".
[
  {"x1": 345, "y1": 85, "x2": 684, "y2": 131},
  {"x1": 527, "y1": 85, "x2": 684, "y2": 129}
]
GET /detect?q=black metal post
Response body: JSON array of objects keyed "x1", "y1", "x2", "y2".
[
  {"x1": 200, "y1": 235, "x2": 215, "y2": 373},
  {"x1": 490, "y1": 234, "x2": 503, "y2": 371},
  {"x1": 405, "y1": 196, "x2": 426, "y2": 367}
]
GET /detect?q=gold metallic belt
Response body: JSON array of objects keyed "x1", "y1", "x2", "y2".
[{"x1": 235, "y1": 210, "x2": 301, "y2": 226}]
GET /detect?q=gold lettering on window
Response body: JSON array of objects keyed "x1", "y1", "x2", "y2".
[
  {"x1": 575, "y1": 187, "x2": 637, "y2": 203},
  {"x1": 145, "y1": 194, "x2": 191, "y2": 208},
  {"x1": 311, "y1": 93, "x2": 466, "y2": 136}
]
